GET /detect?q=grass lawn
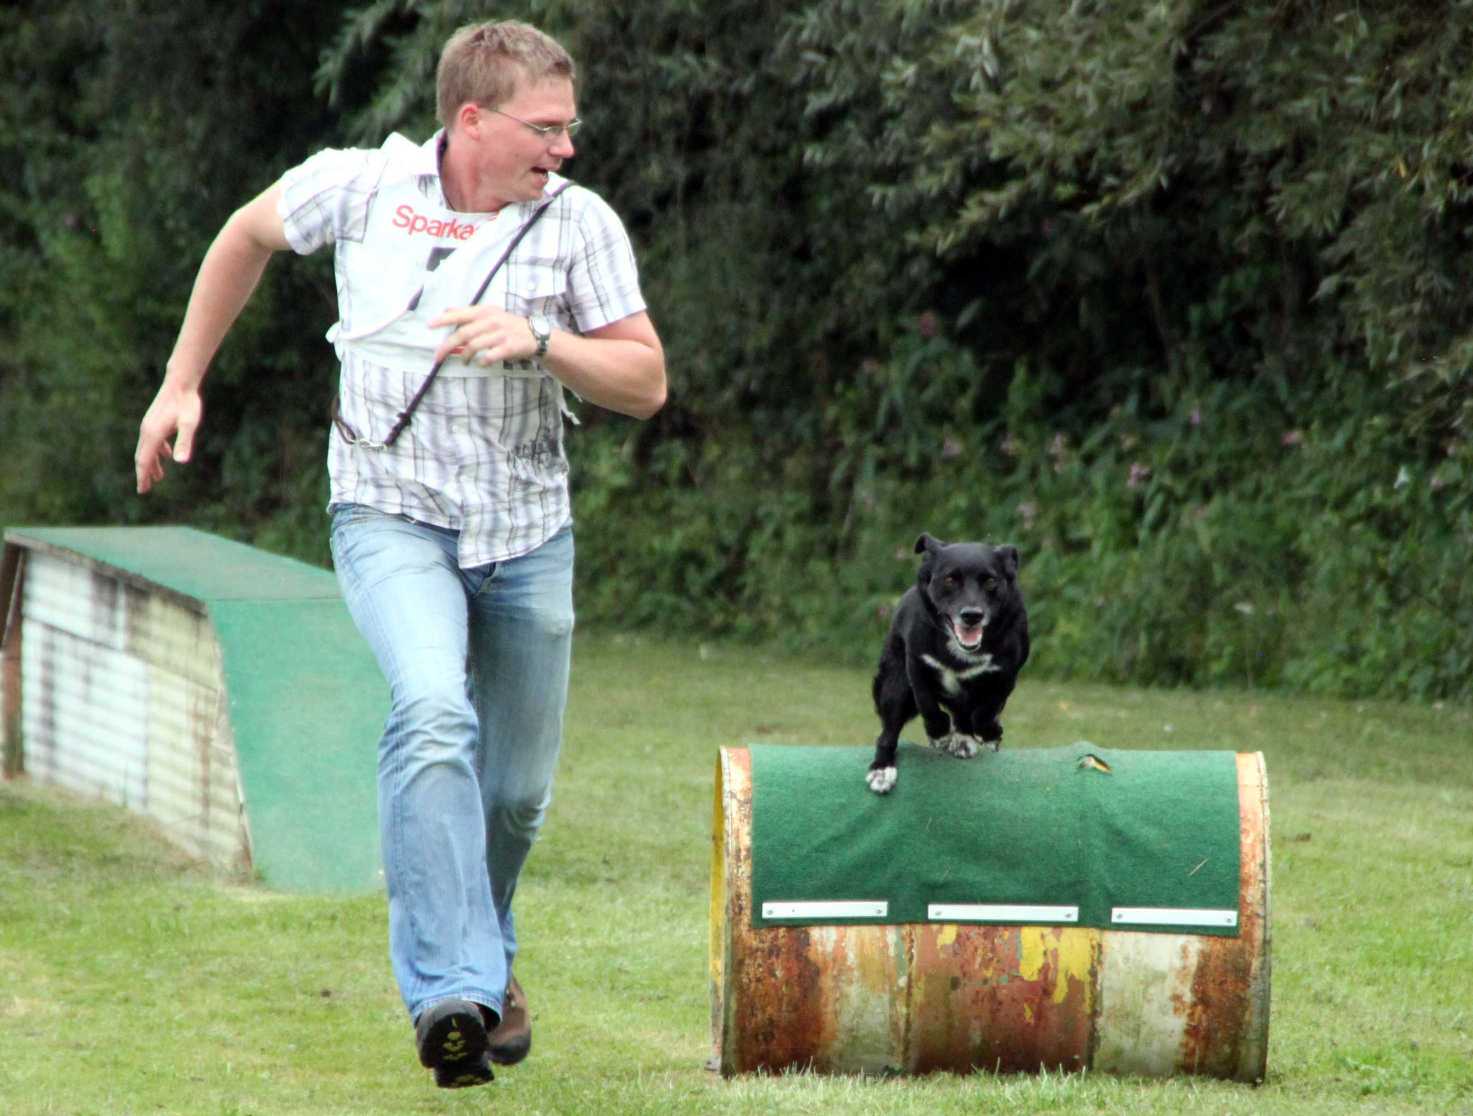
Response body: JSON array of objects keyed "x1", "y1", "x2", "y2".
[{"x1": 2, "y1": 630, "x2": 1470, "y2": 1115}]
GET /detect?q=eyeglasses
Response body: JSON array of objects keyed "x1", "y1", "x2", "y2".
[{"x1": 489, "y1": 108, "x2": 582, "y2": 142}]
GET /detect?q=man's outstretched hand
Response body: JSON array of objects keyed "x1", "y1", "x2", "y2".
[{"x1": 135, "y1": 384, "x2": 202, "y2": 494}]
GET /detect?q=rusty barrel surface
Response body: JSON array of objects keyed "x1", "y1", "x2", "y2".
[{"x1": 709, "y1": 746, "x2": 1270, "y2": 1080}]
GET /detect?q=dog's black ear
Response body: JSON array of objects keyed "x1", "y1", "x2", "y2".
[
  {"x1": 914, "y1": 533, "x2": 944, "y2": 556},
  {"x1": 996, "y1": 544, "x2": 1021, "y2": 579},
  {"x1": 914, "y1": 533, "x2": 941, "y2": 588}
]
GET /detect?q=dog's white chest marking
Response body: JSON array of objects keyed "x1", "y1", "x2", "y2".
[{"x1": 921, "y1": 652, "x2": 1001, "y2": 695}]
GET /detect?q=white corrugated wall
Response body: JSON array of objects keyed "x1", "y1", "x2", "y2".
[{"x1": 15, "y1": 552, "x2": 250, "y2": 871}]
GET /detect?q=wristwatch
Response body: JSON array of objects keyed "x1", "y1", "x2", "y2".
[{"x1": 528, "y1": 313, "x2": 553, "y2": 360}]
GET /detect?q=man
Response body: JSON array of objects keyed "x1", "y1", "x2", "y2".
[{"x1": 134, "y1": 21, "x2": 665, "y2": 1089}]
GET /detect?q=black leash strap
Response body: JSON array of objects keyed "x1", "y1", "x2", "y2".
[{"x1": 333, "y1": 181, "x2": 573, "y2": 450}]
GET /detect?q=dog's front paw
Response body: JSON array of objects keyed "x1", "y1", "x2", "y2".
[
  {"x1": 866, "y1": 766, "x2": 898, "y2": 795},
  {"x1": 948, "y1": 734, "x2": 982, "y2": 758},
  {"x1": 934, "y1": 732, "x2": 983, "y2": 759}
]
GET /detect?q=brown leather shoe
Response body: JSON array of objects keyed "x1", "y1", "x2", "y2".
[{"x1": 488, "y1": 976, "x2": 531, "y2": 1065}]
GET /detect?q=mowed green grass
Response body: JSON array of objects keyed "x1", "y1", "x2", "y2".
[{"x1": 2, "y1": 631, "x2": 1470, "y2": 1115}]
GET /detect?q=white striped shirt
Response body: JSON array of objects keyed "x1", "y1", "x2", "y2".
[{"x1": 277, "y1": 131, "x2": 646, "y2": 567}]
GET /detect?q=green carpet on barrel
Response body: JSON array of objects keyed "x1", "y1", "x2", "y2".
[{"x1": 747, "y1": 741, "x2": 1242, "y2": 936}]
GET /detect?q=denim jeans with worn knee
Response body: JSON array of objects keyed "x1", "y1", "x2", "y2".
[{"x1": 329, "y1": 504, "x2": 573, "y2": 1023}]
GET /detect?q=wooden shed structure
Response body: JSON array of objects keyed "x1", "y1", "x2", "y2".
[{"x1": 0, "y1": 526, "x2": 385, "y2": 892}]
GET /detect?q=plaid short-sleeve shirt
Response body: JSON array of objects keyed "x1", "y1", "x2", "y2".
[{"x1": 278, "y1": 131, "x2": 646, "y2": 567}]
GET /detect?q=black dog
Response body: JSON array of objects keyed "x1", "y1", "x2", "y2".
[{"x1": 866, "y1": 534, "x2": 1030, "y2": 794}]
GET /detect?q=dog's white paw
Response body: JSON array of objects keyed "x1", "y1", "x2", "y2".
[
  {"x1": 940, "y1": 733, "x2": 983, "y2": 759},
  {"x1": 866, "y1": 766, "x2": 898, "y2": 794},
  {"x1": 949, "y1": 734, "x2": 982, "y2": 758}
]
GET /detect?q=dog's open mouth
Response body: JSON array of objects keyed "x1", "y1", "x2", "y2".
[{"x1": 951, "y1": 617, "x2": 986, "y2": 651}]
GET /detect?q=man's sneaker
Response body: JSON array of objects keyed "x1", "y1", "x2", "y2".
[
  {"x1": 488, "y1": 977, "x2": 532, "y2": 1065},
  {"x1": 415, "y1": 998, "x2": 494, "y2": 1089}
]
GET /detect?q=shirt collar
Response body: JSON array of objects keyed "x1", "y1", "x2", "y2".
[{"x1": 420, "y1": 129, "x2": 447, "y2": 179}]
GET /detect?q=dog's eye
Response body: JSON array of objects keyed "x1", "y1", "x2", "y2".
[
  {"x1": 983, "y1": 577, "x2": 999, "y2": 591},
  {"x1": 942, "y1": 573, "x2": 960, "y2": 589}
]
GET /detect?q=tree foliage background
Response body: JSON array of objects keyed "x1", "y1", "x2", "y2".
[{"x1": 2, "y1": 0, "x2": 1469, "y2": 702}]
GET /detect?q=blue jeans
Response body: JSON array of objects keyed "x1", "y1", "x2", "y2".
[{"x1": 329, "y1": 504, "x2": 574, "y2": 1022}]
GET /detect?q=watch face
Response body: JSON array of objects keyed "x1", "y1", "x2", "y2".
[{"x1": 530, "y1": 313, "x2": 551, "y2": 357}]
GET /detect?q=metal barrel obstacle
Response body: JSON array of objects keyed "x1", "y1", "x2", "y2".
[{"x1": 709, "y1": 742, "x2": 1270, "y2": 1081}]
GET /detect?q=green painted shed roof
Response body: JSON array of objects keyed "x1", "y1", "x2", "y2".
[
  {"x1": 5, "y1": 526, "x2": 386, "y2": 893},
  {"x1": 7, "y1": 525, "x2": 341, "y2": 603}
]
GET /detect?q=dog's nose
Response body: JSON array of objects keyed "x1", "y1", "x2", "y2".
[{"x1": 959, "y1": 608, "x2": 986, "y2": 626}]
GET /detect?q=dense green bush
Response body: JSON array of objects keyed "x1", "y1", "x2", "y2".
[
  {"x1": 2, "y1": 0, "x2": 1469, "y2": 702},
  {"x1": 576, "y1": 349, "x2": 1471, "y2": 702}
]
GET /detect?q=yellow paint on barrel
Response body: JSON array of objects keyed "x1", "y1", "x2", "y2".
[
  {"x1": 1021, "y1": 925, "x2": 1098, "y2": 1006},
  {"x1": 1018, "y1": 926, "x2": 1047, "y2": 982}
]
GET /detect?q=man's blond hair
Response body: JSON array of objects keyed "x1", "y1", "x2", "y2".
[{"x1": 436, "y1": 21, "x2": 576, "y2": 127}]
